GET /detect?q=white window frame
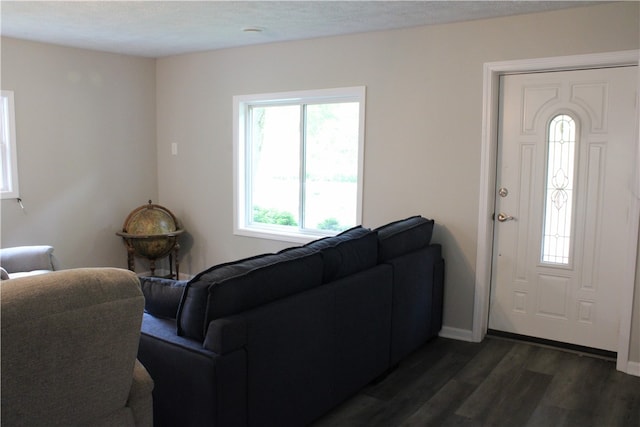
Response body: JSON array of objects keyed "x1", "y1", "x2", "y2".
[
  {"x1": 1, "y1": 90, "x2": 19, "y2": 199},
  {"x1": 233, "y1": 86, "x2": 366, "y2": 243}
]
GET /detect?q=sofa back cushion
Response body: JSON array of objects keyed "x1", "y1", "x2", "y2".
[
  {"x1": 303, "y1": 226, "x2": 378, "y2": 282},
  {"x1": 375, "y1": 216, "x2": 434, "y2": 262},
  {"x1": 177, "y1": 251, "x2": 323, "y2": 341},
  {"x1": 140, "y1": 277, "x2": 188, "y2": 319}
]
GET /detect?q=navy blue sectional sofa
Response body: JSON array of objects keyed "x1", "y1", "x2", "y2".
[{"x1": 137, "y1": 216, "x2": 444, "y2": 427}]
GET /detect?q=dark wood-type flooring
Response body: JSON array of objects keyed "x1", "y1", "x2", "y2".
[{"x1": 311, "y1": 336, "x2": 640, "y2": 427}]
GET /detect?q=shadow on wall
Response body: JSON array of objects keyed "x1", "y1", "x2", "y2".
[
  {"x1": 432, "y1": 223, "x2": 477, "y2": 335},
  {"x1": 175, "y1": 231, "x2": 195, "y2": 278}
]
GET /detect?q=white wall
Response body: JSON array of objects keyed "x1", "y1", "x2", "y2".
[
  {"x1": 0, "y1": 38, "x2": 157, "y2": 270},
  {"x1": 155, "y1": 2, "x2": 639, "y2": 340}
]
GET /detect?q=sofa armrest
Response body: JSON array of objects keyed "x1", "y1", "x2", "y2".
[
  {"x1": 0, "y1": 245, "x2": 58, "y2": 273},
  {"x1": 203, "y1": 316, "x2": 248, "y2": 354},
  {"x1": 127, "y1": 359, "x2": 154, "y2": 427},
  {"x1": 385, "y1": 244, "x2": 444, "y2": 365},
  {"x1": 139, "y1": 314, "x2": 248, "y2": 427}
]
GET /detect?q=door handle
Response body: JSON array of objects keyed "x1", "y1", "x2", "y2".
[{"x1": 497, "y1": 213, "x2": 515, "y2": 222}]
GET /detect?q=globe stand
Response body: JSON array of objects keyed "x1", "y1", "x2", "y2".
[
  {"x1": 118, "y1": 231, "x2": 184, "y2": 277},
  {"x1": 116, "y1": 201, "x2": 184, "y2": 278}
]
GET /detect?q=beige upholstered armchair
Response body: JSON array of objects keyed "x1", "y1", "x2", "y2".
[{"x1": 1, "y1": 268, "x2": 154, "y2": 426}]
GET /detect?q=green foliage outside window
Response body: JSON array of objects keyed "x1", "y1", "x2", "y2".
[
  {"x1": 253, "y1": 206, "x2": 346, "y2": 232},
  {"x1": 253, "y1": 206, "x2": 298, "y2": 226},
  {"x1": 317, "y1": 218, "x2": 344, "y2": 231}
]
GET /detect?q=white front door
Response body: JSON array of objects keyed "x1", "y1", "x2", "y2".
[{"x1": 488, "y1": 66, "x2": 638, "y2": 352}]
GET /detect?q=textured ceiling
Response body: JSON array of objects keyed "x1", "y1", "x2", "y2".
[{"x1": 1, "y1": 1, "x2": 601, "y2": 58}]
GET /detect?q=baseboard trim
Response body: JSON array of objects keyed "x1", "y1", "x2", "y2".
[
  {"x1": 135, "y1": 270, "x2": 193, "y2": 280},
  {"x1": 627, "y1": 361, "x2": 640, "y2": 377},
  {"x1": 439, "y1": 326, "x2": 474, "y2": 342}
]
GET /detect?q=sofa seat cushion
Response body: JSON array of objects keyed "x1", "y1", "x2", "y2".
[
  {"x1": 375, "y1": 216, "x2": 434, "y2": 262},
  {"x1": 303, "y1": 226, "x2": 378, "y2": 282},
  {"x1": 177, "y1": 251, "x2": 323, "y2": 341}
]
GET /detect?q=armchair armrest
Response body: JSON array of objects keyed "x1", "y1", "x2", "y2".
[{"x1": 127, "y1": 359, "x2": 154, "y2": 427}]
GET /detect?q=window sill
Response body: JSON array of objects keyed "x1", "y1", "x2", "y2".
[{"x1": 234, "y1": 226, "x2": 332, "y2": 244}]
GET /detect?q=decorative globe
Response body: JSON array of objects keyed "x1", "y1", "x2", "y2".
[{"x1": 117, "y1": 201, "x2": 183, "y2": 260}]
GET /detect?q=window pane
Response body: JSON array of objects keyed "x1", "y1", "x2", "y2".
[
  {"x1": 0, "y1": 91, "x2": 18, "y2": 198},
  {"x1": 541, "y1": 115, "x2": 576, "y2": 264},
  {"x1": 0, "y1": 95, "x2": 9, "y2": 192},
  {"x1": 304, "y1": 103, "x2": 359, "y2": 232},
  {"x1": 249, "y1": 105, "x2": 300, "y2": 227}
]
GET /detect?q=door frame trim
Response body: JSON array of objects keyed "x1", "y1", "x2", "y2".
[{"x1": 473, "y1": 50, "x2": 640, "y2": 374}]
